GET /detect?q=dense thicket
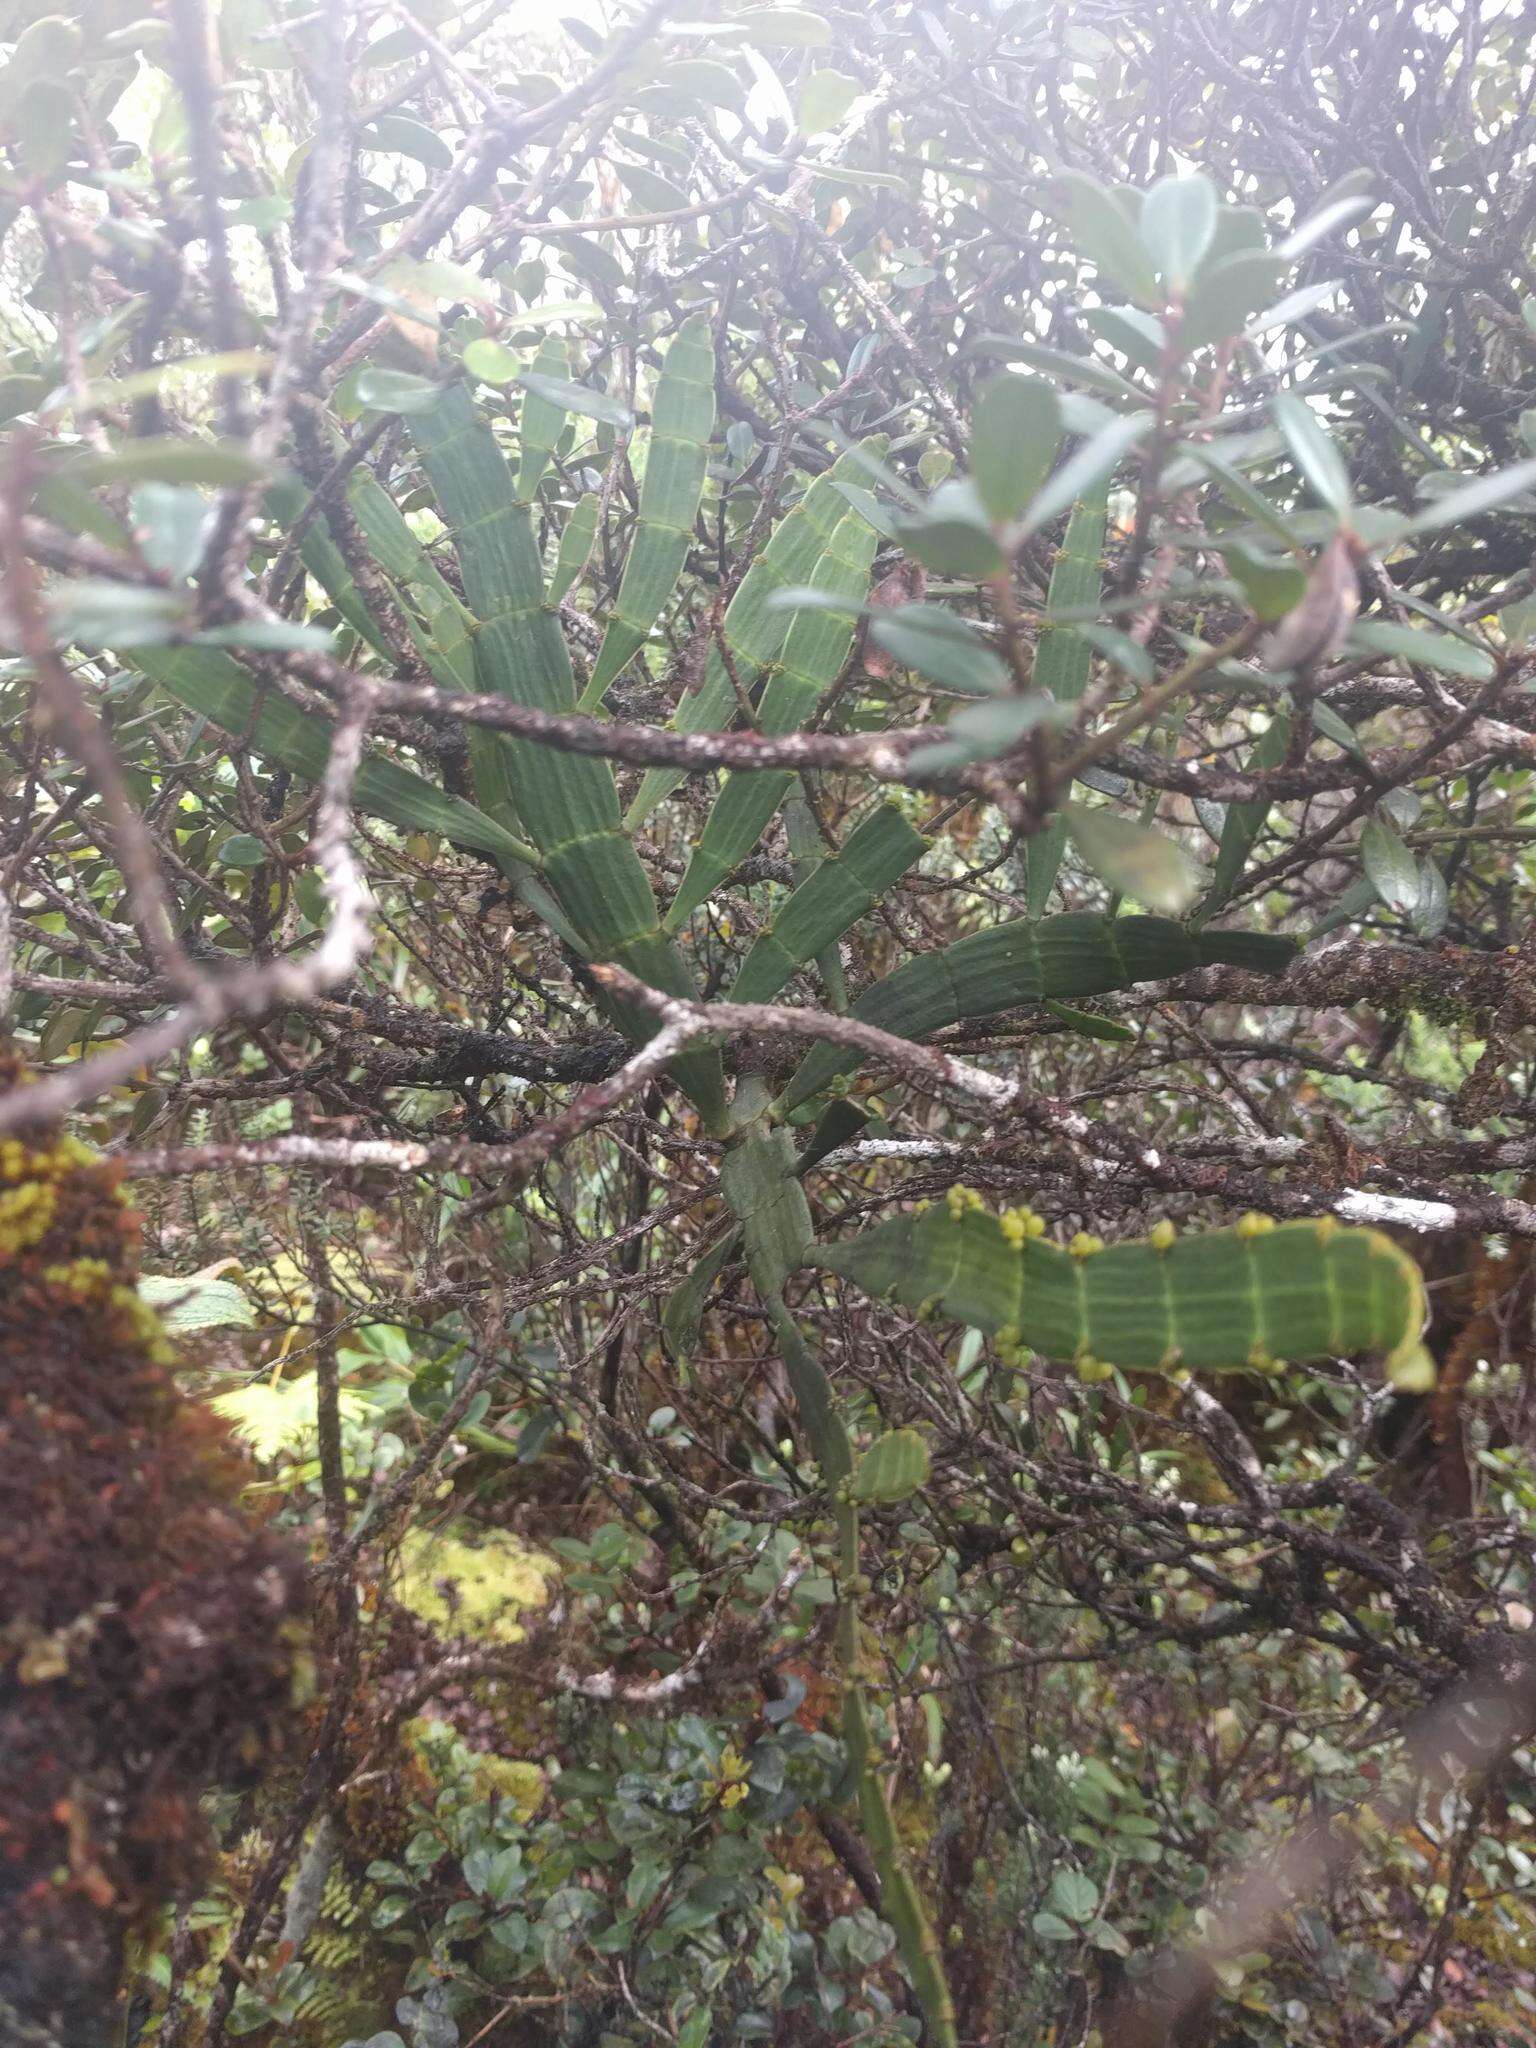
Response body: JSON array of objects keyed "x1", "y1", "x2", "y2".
[{"x1": 7, "y1": 2, "x2": 1536, "y2": 2044}]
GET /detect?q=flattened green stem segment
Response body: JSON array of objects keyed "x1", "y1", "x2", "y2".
[
  {"x1": 266, "y1": 477, "x2": 389, "y2": 656},
  {"x1": 578, "y1": 314, "x2": 716, "y2": 713},
  {"x1": 720, "y1": 1128, "x2": 814, "y2": 1298},
  {"x1": 624, "y1": 440, "x2": 885, "y2": 831},
  {"x1": 408, "y1": 384, "x2": 726, "y2": 1126},
  {"x1": 781, "y1": 912, "x2": 1296, "y2": 1107},
  {"x1": 1025, "y1": 488, "x2": 1109, "y2": 917},
  {"x1": 338, "y1": 463, "x2": 536, "y2": 853},
  {"x1": 730, "y1": 803, "x2": 929, "y2": 1005},
  {"x1": 815, "y1": 1204, "x2": 1429, "y2": 1379},
  {"x1": 782, "y1": 788, "x2": 849, "y2": 1011},
  {"x1": 1203, "y1": 708, "x2": 1293, "y2": 917},
  {"x1": 137, "y1": 645, "x2": 541, "y2": 870},
  {"x1": 844, "y1": 1678, "x2": 958, "y2": 2048},
  {"x1": 721, "y1": 1127, "x2": 955, "y2": 2048},
  {"x1": 344, "y1": 467, "x2": 479, "y2": 691},
  {"x1": 664, "y1": 508, "x2": 879, "y2": 931},
  {"x1": 290, "y1": 445, "x2": 590, "y2": 946}
]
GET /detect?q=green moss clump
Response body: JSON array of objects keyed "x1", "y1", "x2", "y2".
[{"x1": 393, "y1": 1526, "x2": 556, "y2": 1644}]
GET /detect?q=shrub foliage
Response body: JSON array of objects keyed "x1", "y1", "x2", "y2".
[{"x1": 7, "y1": 1, "x2": 1536, "y2": 2043}]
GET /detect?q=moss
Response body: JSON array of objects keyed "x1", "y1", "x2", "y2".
[
  {"x1": 393, "y1": 1526, "x2": 556, "y2": 1644},
  {"x1": 472, "y1": 1752, "x2": 547, "y2": 1819},
  {"x1": 0, "y1": 1176, "x2": 57, "y2": 1255},
  {"x1": 0, "y1": 1058, "x2": 304, "y2": 2041}
]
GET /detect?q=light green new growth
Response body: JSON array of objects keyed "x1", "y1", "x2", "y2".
[
  {"x1": 624, "y1": 440, "x2": 885, "y2": 830},
  {"x1": 782, "y1": 911, "x2": 1296, "y2": 1106},
  {"x1": 664, "y1": 508, "x2": 879, "y2": 930},
  {"x1": 548, "y1": 490, "x2": 599, "y2": 608},
  {"x1": 578, "y1": 313, "x2": 716, "y2": 712},
  {"x1": 515, "y1": 333, "x2": 571, "y2": 503},
  {"x1": 1026, "y1": 487, "x2": 1109, "y2": 916},
  {"x1": 816, "y1": 1198, "x2": 1431, "y2": 1383}
]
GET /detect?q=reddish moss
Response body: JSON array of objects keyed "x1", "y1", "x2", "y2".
[{"x1": 0, "y1": 1063, "x2": 304, "y2": 2043}]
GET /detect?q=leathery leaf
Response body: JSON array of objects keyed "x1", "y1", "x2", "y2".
[{"x1": 848, "y1": 1427, "x2": 930, "y2": 1505}]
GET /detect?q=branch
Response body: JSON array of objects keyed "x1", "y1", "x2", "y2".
[
  {"x1": 591, "y1": 964, "x2": 1025, "y2": 1109},
  {"x1": 0, "y1": 678, "x2": 376, "y2": 1135}
]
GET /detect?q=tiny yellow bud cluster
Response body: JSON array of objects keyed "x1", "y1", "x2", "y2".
[
  {"x1": 998, "y1": 1204, "x2": 1046, "y2": 1246},
  {"x1": 944, "y1": 1182, "x2": 986, "y2": 1220},
  {"x1": 1148, "y1": 1218, "x2": 1177, "y2": 1253},
  {"x1": 1234, "y1": 1210, "x2": 1276, "y2": 1240},
  {"x1": 1068, "y1": 1231, "x2": 1104, "y2": 1259}
]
